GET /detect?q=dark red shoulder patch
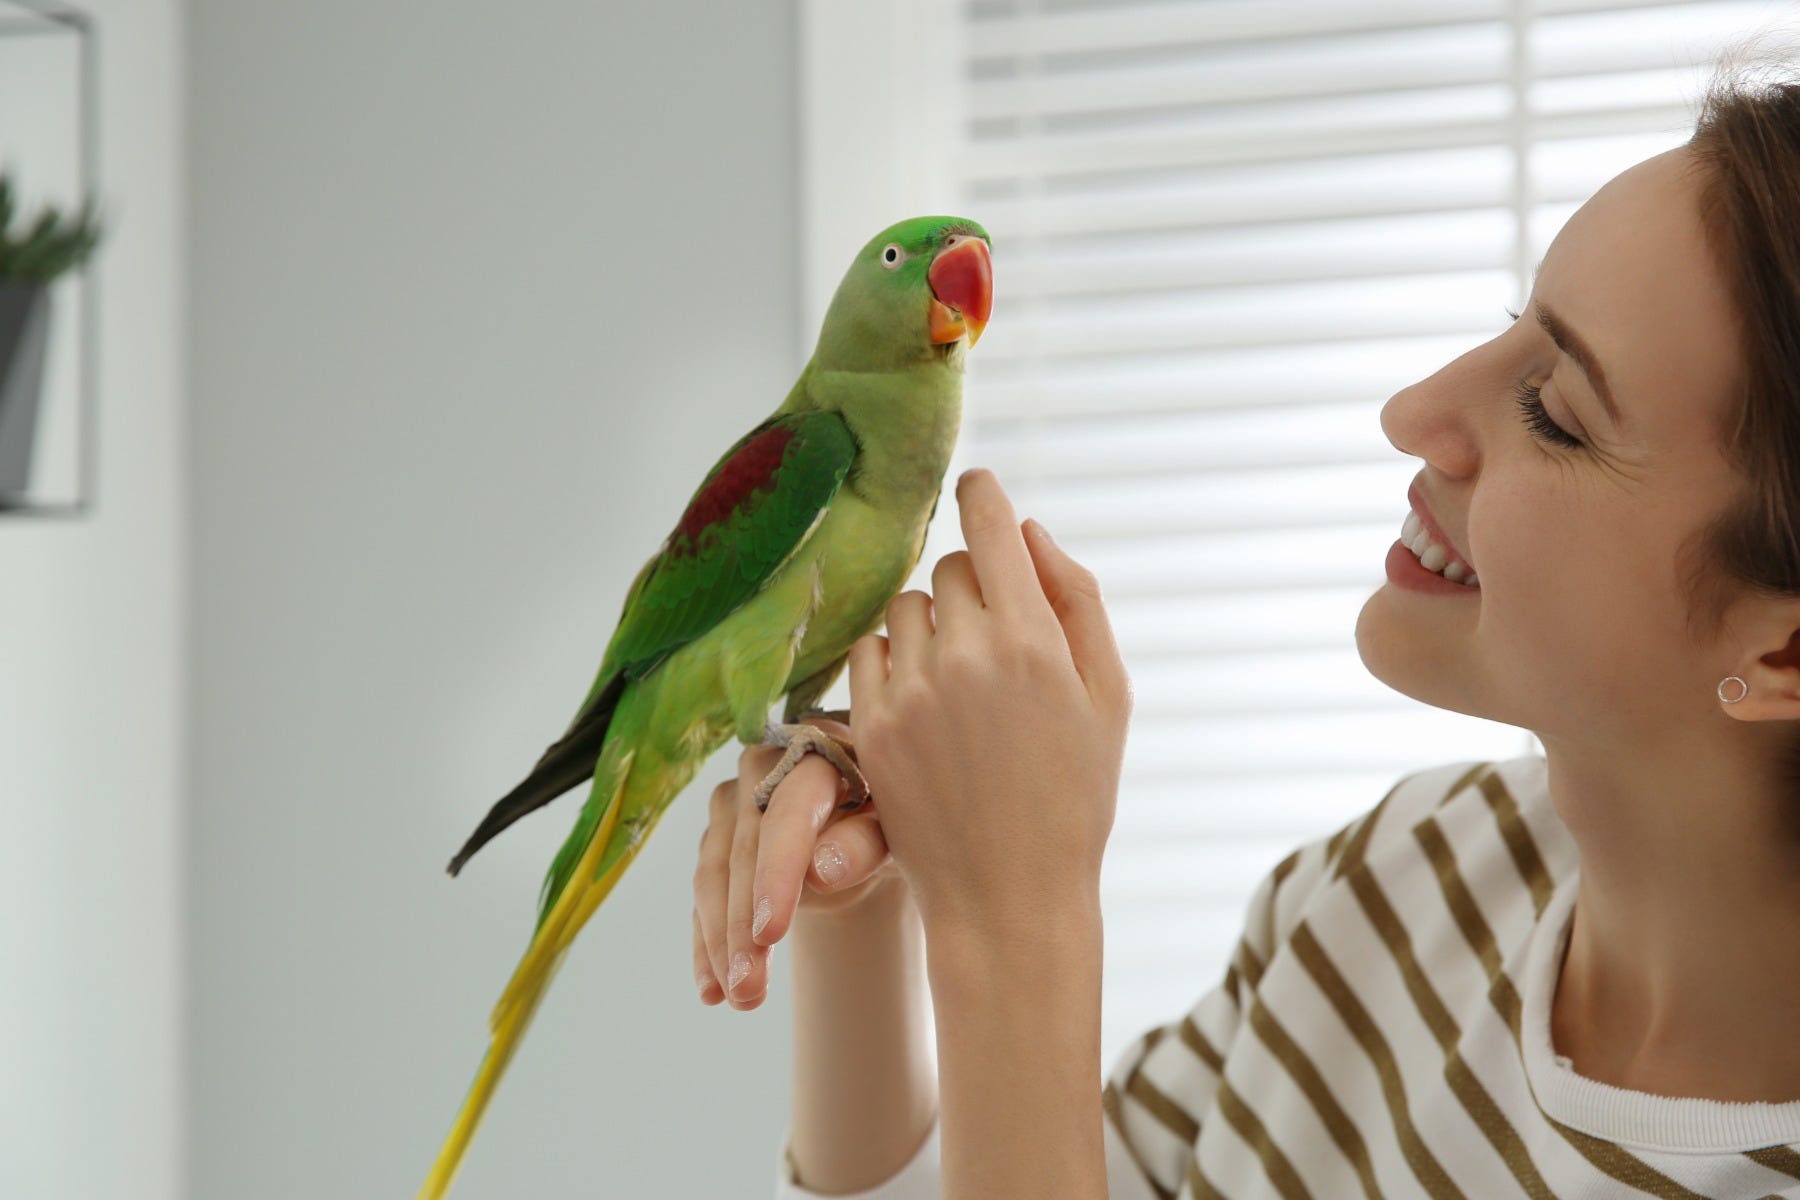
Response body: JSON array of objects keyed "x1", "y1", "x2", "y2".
[{"x1": 672, "y1": 423, "x2": 796, "y2": 552}]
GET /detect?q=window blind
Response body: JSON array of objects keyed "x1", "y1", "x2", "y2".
[{"x1": 946, "y1": 0, "x2": 1790, "y2": 1069}]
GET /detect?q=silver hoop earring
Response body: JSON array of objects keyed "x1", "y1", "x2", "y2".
[{"x1": 1718, "y1": 675, "x2": 1749, "y2": 703}]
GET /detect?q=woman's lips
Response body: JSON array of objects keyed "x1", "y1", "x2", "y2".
[{"x1": 1406, "y1": 478, "x2": 1473, "y2": 570}]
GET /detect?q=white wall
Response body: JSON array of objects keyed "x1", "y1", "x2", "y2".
[
  {"x1": 185, "y1": 2, "x2": 806, "y2": 1195},
  {"x1": 0, "y1": 2, "x2": 186, "y2": 1198}
]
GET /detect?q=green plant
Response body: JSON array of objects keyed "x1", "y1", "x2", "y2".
[{"x1": 0, "y1": 168, "x2": 102, "y2": 285}]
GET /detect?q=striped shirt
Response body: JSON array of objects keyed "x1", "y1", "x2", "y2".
[{"x1": 773, "y1": 754, "x2": 1800, "y2": 1199}]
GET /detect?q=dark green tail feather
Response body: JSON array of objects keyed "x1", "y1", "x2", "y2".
[{"x1": 446, "y1": 672, "x2": 629, "y2": 878}]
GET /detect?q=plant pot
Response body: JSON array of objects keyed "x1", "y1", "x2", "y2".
[{"x1": 0, "y1": 280, "x2": 51, "y2": 502}]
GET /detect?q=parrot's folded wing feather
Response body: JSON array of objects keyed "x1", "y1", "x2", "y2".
[
  {"x1": 593, "y1": 406, "x2": 859, "y2": 685},
  {"x1": 445, "y1": 406, "x2": 859, "y2": 873}
]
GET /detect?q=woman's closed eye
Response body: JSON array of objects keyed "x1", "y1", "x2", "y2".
[
  {"x1": 1504, "y1": 305, "x2": 1585, "y2": 451},
  {"x1": 1513, "y1": 379, "x2": 1584, "y2": 450}
]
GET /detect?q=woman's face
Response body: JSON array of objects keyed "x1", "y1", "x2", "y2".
[{"x1": 1355, "y1": 144, "x2": 1752, "y2": 749}]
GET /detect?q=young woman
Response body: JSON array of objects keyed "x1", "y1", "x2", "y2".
[{"x1": 692, "y1": 51, "x2": 1800, "y2": 1200}]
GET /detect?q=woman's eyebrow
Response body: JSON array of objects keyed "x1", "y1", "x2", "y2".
[{"x1": 1534, "y1": 300, "x2": 1627, "y2": 434}]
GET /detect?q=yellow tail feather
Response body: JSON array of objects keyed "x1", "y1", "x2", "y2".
[
  {"x1": 416, "y1": 942, "x2": 567, "y2": 1200},
  {"x1": 487, "y1": 747, "x2": 636, "y2": 1034},
  {"x1": 418, "y1": 750, "x2": 640, "y2": 1200}
]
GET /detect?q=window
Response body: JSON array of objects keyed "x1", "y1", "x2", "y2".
[{"x1": 799, "y1": 0, "x2": 1786, "y2": 1071}]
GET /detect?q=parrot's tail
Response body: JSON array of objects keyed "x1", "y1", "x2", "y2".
[
  {"x1": 445, "y1": 672, "x2": 630, "y2": 877},
  {"x1": 418, "y1": 743, "x2": 651, "y2": 1200}
]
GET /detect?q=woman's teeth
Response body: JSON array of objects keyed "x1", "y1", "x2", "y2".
[{"x1": 1401, "y1": 510, "x2": 1479, "y2": 587}]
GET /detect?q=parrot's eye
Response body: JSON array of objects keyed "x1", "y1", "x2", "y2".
[{"x1": 881, "y1": 243, "x2": 905, "y2": 269}]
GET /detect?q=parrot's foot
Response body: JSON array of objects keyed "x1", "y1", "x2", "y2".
[{"x1": 752, "y1": 716, "x2": 870, "y2": 815}]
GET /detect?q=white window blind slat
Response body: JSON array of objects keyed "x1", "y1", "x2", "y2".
[
  {"x1": 972, "y1": 24, "x2": 1514, "y2": 122},
  {"x1": 963, "y1": 103, "x2": 1701, "y2": 180},
  {"x1": 967, "y1": 0, "x2": 1757, "y2": 58},
  {"x1": 943, "y1": 0, "x2": 1782, "y2": 1071},
  {"x1": 977, "y1": 407, "x2": 1394, "y2": 484},
  {"x1": 972, "y1": 147, "x2": 1520, "y2": 239},
  {"x1": 976, "y1": 268, "x2": 1514, "y2": 364},
  {"x1": 1534, "y1": 1, "x2": 1785, "y2": 70},
  {"x1": 1114, "y1": 768, "x2": 1420, "y2": 840},
  {"x1": 972, "y1": 333, "x2": 1486, "y2": 419},
  {"x1": 1106, "y1": 589, "x2": 1373, "y2": 659},
  {"x1": 967, "y1": 0, "x2": 1510, "y2": 58},
  {"x1": 999, "y1": 208, "x2": 1517, "y2": 298},
  {"x1": 1111, "y1": 704, "x2": 1527, "y2": 784}
]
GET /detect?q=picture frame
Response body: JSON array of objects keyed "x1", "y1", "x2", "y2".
[{"x1": 0, "y1": 0, "x2": 98, "y2": 517}]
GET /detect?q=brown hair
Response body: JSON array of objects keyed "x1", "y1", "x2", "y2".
[
  {"x1": 1676, "y1": 29, "x2": 1800, "y2": 649},
  {"x1": 1677, "y1": 29, "x2": 1800, "y2": 839}
]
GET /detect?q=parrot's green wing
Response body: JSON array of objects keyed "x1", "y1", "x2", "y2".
[
  {"x1": 445, "y1": 407, "x2": 859, "y2": 875},
  {"x1": 595, "y1": 410, "x2": 858, "y2": 691}
]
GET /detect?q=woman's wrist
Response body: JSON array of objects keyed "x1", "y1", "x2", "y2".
[
  {"x1": 787, "y1": 861, "x2": 937, "y2": 1194},
  {"x1": 918, "y1": 884, "x2": 1104, "y2": 979},
  {"x1": 921, "y1": 887, "x2": 1108, "y2": 1197}
]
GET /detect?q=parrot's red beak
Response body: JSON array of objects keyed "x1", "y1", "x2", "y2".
[{"x1": 928, "y1": 236, "x2": 992, "y2": 348}]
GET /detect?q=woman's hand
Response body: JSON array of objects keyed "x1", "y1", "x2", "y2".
[
  {"x1": 692, "y1": 714, "x2": 906, "y2": 1009},
  {"x1": 845, "y1": 467, "x2": 1133, "y2": 945}
]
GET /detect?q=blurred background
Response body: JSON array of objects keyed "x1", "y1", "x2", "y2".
[{"x1": 1, "y1": 0, "x2": 1791, "y2": 1195}]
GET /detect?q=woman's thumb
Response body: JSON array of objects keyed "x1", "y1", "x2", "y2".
[{"x1": 810, "y1": 810, "x2": 889, "y2": 891}]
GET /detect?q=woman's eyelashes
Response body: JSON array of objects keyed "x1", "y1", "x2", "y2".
[
  {"x1": 1513, "y1": 379, "x2": 1585, "y2": 450},
  {"x1": 1503, "y1": 306, "x2": 1585, "y2": 451}
]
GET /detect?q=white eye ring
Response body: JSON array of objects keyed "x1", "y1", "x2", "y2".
[{"x1": 881, "y1": 243, "x2": 905, "y2": 269}]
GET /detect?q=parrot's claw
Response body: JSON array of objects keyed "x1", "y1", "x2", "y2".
[{"x1": 752, "y1": 718, "x2": 871, "y2": 814}]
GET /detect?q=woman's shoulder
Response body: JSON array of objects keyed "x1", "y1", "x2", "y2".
[
  {"x1": 1306, "y1": 751, "x2": 1574, "y2": 942},
  {"x1": 1274, "y1": 752, "x2": 1564, "y2": 922},
  {"x1": 1354, "y1": 752, "x2": 1554, "y2": 859}
]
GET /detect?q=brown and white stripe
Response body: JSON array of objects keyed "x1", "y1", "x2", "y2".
[
  {"x1": 777, "y1": 755, "x2": 1800, "y2": 1199},
  {"x1": 1100, "y1": 756, "x2": 1800, "y2": 1200}
]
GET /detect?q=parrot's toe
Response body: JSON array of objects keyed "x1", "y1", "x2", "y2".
[{"x1": 752, "y1": 720, "x2": 871, "y2": 814}]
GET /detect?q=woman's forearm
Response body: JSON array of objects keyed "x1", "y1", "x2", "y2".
[
  {"x1": 925, "y1": 893, "x2": 1108, "y2": 1200},
  {"x1": 786, "y1": 877, "x2": 939, "y2": 1193}
]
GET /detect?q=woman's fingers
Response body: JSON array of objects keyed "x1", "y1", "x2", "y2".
[
  {"x1": 883, "y1": 590, "x2": 935, "y2": 677},
  {"x1": 1022, "y1": 518, "x2": 1131, "y2": 717},
  {"x1": 694, "y1": 778, "x2": 739, "y2": 999},
  {"x1": 750, "y1": 720, "x2": 853, "y2": 949},
  {"x1": 724, "y1": 781, "x2": 769, "y2": 1007},
  {"x1": 955, "y1": 468, "x2": 1056, "y2": 626},
  {"x1": 702, "y1": 712, "x2": 885, "y2": 1011},
  {"x1": 693, "y1": 906, "x2": 723, "y2": 1005},
  {"x1": 726, "y1": 736, "x2": 838, "y2": 1008},
  {"x1": 930, "y1": 550, "x2": 984, "y2": 632},
  {"x1": 847, "y1": 634, "x2": 888, "y2": 723}
]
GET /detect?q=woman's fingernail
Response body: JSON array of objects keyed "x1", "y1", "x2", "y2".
[
  {"x1": 698, "y1": 973, "x2": 716, "y2": 1000},
  {"x1": 728, "y1": 952, "x2": 753, "y2": 995},
  {"x1": 814, "y1": 841, "x2": 848, "y2": 886},
  {"x1": 1030, "y1": 518, "x2": 1057, "y2": 546},
  {"x1": 752, "y1": 895, "x2": 772, "y2": 940}
]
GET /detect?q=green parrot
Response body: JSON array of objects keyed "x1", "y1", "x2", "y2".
[{"x1": 419, "y1": 214, "x2": 993, "y2": 1197}]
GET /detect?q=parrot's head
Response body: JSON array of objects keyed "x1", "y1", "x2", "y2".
[{"x1": 814, "y1": 215, "x2": 993, "y2": 372}]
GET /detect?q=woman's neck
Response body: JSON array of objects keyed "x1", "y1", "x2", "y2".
[{"x1": 1544, "y1": 742, "x2": 1800, "y2": 1102}]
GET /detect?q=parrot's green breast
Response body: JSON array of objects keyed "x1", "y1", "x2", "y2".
[
  {"x1": 640, "y1": 420, "x2": 951, "y2": 750},
  {"x1": 782, "y1": 485, "x2": 935, "y2": 686},
  {"x1": 612, "y1": 367, "x2": 959, "y2": 807}
]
